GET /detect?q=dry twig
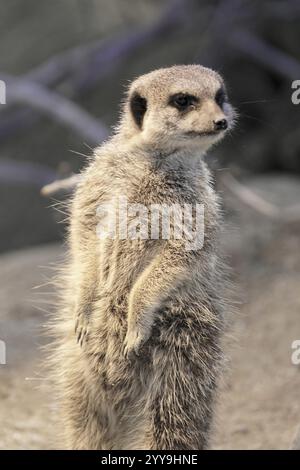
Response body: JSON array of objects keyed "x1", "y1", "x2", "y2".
[
  {"x1": 221, "y1": 172, "x2": 300, "y2": 223},
  {"x1": 1, "y1": 73, "x2": 108, "y2": 145},
  {"x1": 228, "y1": 29, "x2": 300, "y2": 81},
  {"x1": 0, "y1": 0, "x2": 184, "y2": 140},
  {"x1": 41, "y1": 174, "x2": 82, "y2": 196}
]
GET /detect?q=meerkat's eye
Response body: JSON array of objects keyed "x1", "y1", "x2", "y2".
[
  {"x1": 215, "y1": 88, "x2": 227, "y2": 108},
  {"x1": 169, "y1": 93, "x2": 198, "y2": 111}
]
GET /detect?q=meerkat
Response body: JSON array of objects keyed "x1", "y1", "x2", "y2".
[{"x1": 51, "y1": 64, "x2": 235, "y2": 450}]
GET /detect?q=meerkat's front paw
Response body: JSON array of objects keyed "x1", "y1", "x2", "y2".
[
  {"x1": 123, "y1": 326, "x2": 141, "y2": 359},
  {"x1": 123, "y1": 323, "x2": 150, "y2": 360}
]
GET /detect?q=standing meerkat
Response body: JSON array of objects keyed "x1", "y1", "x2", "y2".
[{"x1": 52, "y1": 65, "x2": 235, "y2": 450}]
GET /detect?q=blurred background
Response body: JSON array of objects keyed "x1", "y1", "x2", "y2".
[{"x1": 0, "y1": 0, "x2": 300, "y2": 450}]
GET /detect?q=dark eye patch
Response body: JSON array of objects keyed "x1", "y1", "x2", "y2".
[
  {"x1": 169, "y1": 93, "x2": 198, "y2": 111},
  {"x1": 130, "y1": 92, "x2": 147, "y2": 128},
  {"x1": 215, "y1": 87, "x2": 227, "y2": 108}
]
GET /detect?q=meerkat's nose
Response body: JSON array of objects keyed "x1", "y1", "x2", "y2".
[{"x1": 214, "y1": 118, "x2": 228, "y2": 131}]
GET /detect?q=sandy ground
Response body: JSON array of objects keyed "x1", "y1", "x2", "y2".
[
  {"x1": 1, "y1": 180, "x2": 300, "y2": 449},
  {"x1": 213, "y1": 256, "x2": 300, "y2": 449},
  {"x1": 0, "y1": 245, "x2": 61, "y2": 449}
]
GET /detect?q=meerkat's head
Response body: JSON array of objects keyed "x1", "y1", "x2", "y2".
[{"x1": 120, "y1": 65, "x2": 235, "y2": 153}]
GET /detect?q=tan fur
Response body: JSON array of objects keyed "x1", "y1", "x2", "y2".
[{"x1": 51, "y1": 65, "x2": 235, "y2": 449}]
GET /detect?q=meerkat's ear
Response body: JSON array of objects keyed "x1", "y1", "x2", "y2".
[{"x1": 130, "y1": 92, "x2": 147, "y2": 129}]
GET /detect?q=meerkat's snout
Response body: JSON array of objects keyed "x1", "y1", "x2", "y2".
[{"x1": 214, "y1": 118, "x2": 228, "y2": 131}]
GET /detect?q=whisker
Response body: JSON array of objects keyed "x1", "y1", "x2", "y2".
[
  {"x1": 83, "y1": 142, "x2": 94, "y2": 151},
  {"x1": 239, "y1": 99, "x2": 276, "y2": 105},
  {"x1": 240, "y1": 113, "x2": 277, "y2": 130},
  {"x1": 69, "y1": 149, "x2": 90, "y2": 159}
]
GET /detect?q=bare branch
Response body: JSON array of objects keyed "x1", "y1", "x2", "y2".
[
  {"x1": 75, "y1": 0, "x2": 186, "y2": 91},
  {"x1": 0, "y1": 0, "x2": 185, "y2": 141},
  {"x1": 228, "y1": 29, "x2": 300, "y2": 81},
  {"x1": 41, "y1": 174, "x2": 82, "y2": 196},
  {"x1": 0, "y1": 39, "x2": 110, "y2": 139},
  {"x1": 220, "y1": 172, "x2": 300, "y2": 224},
  {"x1": 2, "y1": 73, "x2": 108, "y2": 145},
  {"x1": 23, "y1": 39, "x2": 107, "y2": 87}
]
